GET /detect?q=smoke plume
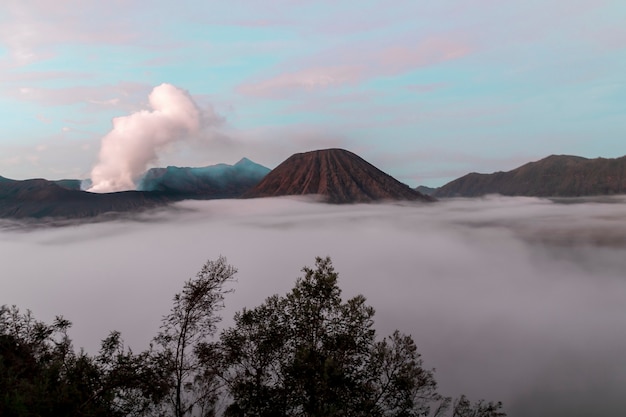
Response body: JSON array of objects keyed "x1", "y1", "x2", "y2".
[{"x1": 88, "y1": 83, "x2": 201, "y2": 193}]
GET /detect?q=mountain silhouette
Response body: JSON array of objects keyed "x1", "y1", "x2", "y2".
[
  {"x1": 137, "y1": 158, "x2": 270, "y2": 198},
  {"x1": 0, "y1": 176, "x2": 171, "y2": 219},
  {"x1": 0, "y1": 158, "x2": 271, "y2": 219},
  {"x1": 434, "y1": 154, "x2": 626, "y2": 197},
  {"x1": 0, "y1": 151, "x2": 433, "y2": 219},
  {"x1": 245, "y1": 148, "x2": 433, "y2": 203}
]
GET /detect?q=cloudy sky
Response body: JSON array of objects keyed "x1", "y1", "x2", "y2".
[{"x1": 1, "y1": 0, "x2": 625, "y2": 186}]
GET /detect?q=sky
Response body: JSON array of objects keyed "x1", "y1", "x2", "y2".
[
  {"x1": 0, "y1": 0, "x2": 625, "y2": 186},
  {"x1": 2, "y1": 196, "x2": 626, "y2": 416}
]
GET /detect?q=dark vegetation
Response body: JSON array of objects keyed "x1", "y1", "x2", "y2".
[{"x1": 1, "y1": 257, "x2": 505, "y2": 417}]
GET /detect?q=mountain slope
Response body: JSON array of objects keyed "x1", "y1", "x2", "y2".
[
  {"x1": 137, "y1": 158, "x2": 270, "y2": 198},
  {"x1": 0, "y1": 177, "x2": 172, "y2": 219},
  {"x1": 415, "y1": 185, "x2": 437, "y2": 196},
  {"x1": 0, "y1": 158, "x2": 269, "y2": 219},
  {"x1": 434, "y1": 155, "x2": 626, "y2": 197},
  {"x1": 53, "y1": 179, "x2": 83, "y2": 190},
  {"x1": 245, "y1": 148, "x2": 433, "y2": 203}
]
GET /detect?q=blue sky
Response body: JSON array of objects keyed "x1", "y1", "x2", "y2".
[{"x1": 1, "y1": 0, "x2": 625, "y2": 186}]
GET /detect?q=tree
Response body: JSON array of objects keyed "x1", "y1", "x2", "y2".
[
  {"x1": 90, "y1": 330, "x2": 171, "y2": 416},
  {"x1": 218, "y1": 257, "x2": 457, "y2": 417},
  {"x1": 155, "y1": 256, "x2": 237, "y2": 417},
  {"x1": 0, "y1": 305, "x2": 167, "y2": 417},
  {"x1": 0, "y1": 305, "x2": 75, "y2": 417},
  {"x1": 2, "y1": 256, "x2": 506, "y2": 417},
  {"x1": 367, "y1": 330, "x2": 449, "y2": 417},
  {"x1": 452, "y1": 395, "x2": 506, "y2": 417}
]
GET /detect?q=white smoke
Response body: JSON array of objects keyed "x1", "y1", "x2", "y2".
[{"x1": 88, "y1": 83, "x2": 201, "y2": 193}]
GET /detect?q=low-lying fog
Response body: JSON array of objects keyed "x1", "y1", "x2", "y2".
[{"x1": 2, "y1": 196, "x2": 626, "y2": 417}]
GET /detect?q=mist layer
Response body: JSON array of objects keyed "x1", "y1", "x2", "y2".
[{"x1": 1, "y1": 196, "x2": 625, "y2": 417}]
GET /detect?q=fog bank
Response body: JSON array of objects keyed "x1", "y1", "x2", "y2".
[{"x1": 2, "y1": 196, "x2": 626, "y2": 417}]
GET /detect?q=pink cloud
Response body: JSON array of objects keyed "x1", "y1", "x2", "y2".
[
  {"x1": 239, "y1": 65, "x2": 364, "y2": 98},
  {"x1": 0, "y1": 0, "x2": 143, "y2": 66},
  {"x1": 590, "y1": 27, "x2": 626, "y2": 51},
  {"x1": 377, "y1": 38, "x2": 472, "y2": 73},
  {"x1": 7, "y1": 82, "x2": 152, "y2": 110},
  {"x1": 239, "y1": 36, "x2": 472, "y2": 98},
  {"x1": 284, "y1": 90, "x2": 385, "y2": 114},
  {"x1": 0, "y1": 70, "x2": 93, "y2": 83}
]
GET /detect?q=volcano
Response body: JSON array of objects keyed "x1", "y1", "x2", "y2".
[
  {"x1": 245, "y1": 148, "x2": 433, "y2": 203},
  {"x1": 137, "y1": 158, "x2": 270, "y2": 198},
  {"x1": 0, "y1": 158, "x2": 271, "y2": 220},
  {"x1": 0, "y1": 177, "x2": 172, "y2": 219}
]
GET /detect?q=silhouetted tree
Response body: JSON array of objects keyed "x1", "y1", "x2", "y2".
[
  {"x1": 0, "y1": 305, "x2": 167, "y2": 417},
  {"x1": 155, "y1": 256, "x2": 237, "y2": 417},
  {"x1": 2, "y1": 256, "x2": 506, "y2": 417},
  {"x1": 219, "y1": 257, "x2": 457, "y2": 417},
  {"x1": 452, "y1": 395, "x2": 506, "y2": 417}
]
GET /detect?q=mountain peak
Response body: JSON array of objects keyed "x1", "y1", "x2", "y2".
[
  {"x1": 137, "y1": 158, "x2": 270, "y2": 197},
  {"x1": 234, "y1": 157, "x2": 253, "y2": 166},
  {"x1": 434, "y1": 154, "x2": 626, "y2": 197},
  {"x1": 245, "y1": 148, "x2": 433, "y2": 203}
]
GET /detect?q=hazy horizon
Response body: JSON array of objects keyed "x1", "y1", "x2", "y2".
[
  {"x1": 6, "y1": 149, "x2": 626, "y2": 191},
  {"x1": 2, "y1": 2, "x2": 625, "y2": 187},
  {"x1": 2, "y1": 195, "x2": 625, "y2": 417}
]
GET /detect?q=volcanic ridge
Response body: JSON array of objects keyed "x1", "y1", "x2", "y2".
[
  {"x1": 0, "y1": 150, "x2": 432, "y2": 219},
  {"x1": 0, "y1": 177, "x2": 171, "y2": 219},
  {"x1": 434, "y1": 154, "x2": 626, "y2": 197},
  {"x1": 137, "y1": 158, "x2": 270, "y2": 198},
  {"x1": 245, "y1": 148, "x2": 433, "y2": 203}
]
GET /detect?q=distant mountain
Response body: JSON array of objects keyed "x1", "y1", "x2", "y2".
[
  {"x1": 434, "y1": 155, "x2": 626, "y2": 197},
  {"x1": 0, "y1": 177, "x2": 171, "y2": 219},
  {"x1": 137, "y1": 158, "x2": 270, "y2": 198},
  {"x1": 245, "y1": 148, "x2": 434, "y2": 203},
  {"x1": 53, "y1": 179, "x2": 83, "y2": 190},
  {"x1": 0, "y1": 151, "x2": 432, "y2": 219},
  {"x1": 415, "y1": 185, "x2": 438, "y2": 196},
  {"x1": 0, "y1": 158, "x2": 270, "y2": 220}
]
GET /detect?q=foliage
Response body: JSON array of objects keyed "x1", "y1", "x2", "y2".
[
  {"x1": 154, "y1": 255, "x2": 237, "y2": 417},
  {"x1": 219, "y1": 257, "x2": 453, "y2": 417},
  {"x1": 452, "y1": 395, "x2": 506, "y2": 417},
  {"x1": 1, "y1": 256, "x2": 506, "y2": 417},
  {"x1": 0, "y1": 305, "x2": 167, "y2": 417}
]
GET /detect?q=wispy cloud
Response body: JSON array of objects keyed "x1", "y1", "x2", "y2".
[
  {"x1": 7, "y1": 82, "x2": 151, "y2": 110},
  {"x1": 0, "y1": 0, "x2": 624, "y2": 185},
  {"x1": 239, "y1": 65, "x2": 363, "y2": 97},
  {"x1": 0, "y1": 136, "x2": 97, "y2": 180},
  {"x1": 239, "y1": 36, "x2": 472, "y2": 98},
  {"x1": 0, "y1": 0, "x2": 139, "y2": 66}
]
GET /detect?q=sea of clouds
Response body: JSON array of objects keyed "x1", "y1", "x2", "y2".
[{"x1": 2, "y1": 195, "x2": 626, "y2": 417}]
